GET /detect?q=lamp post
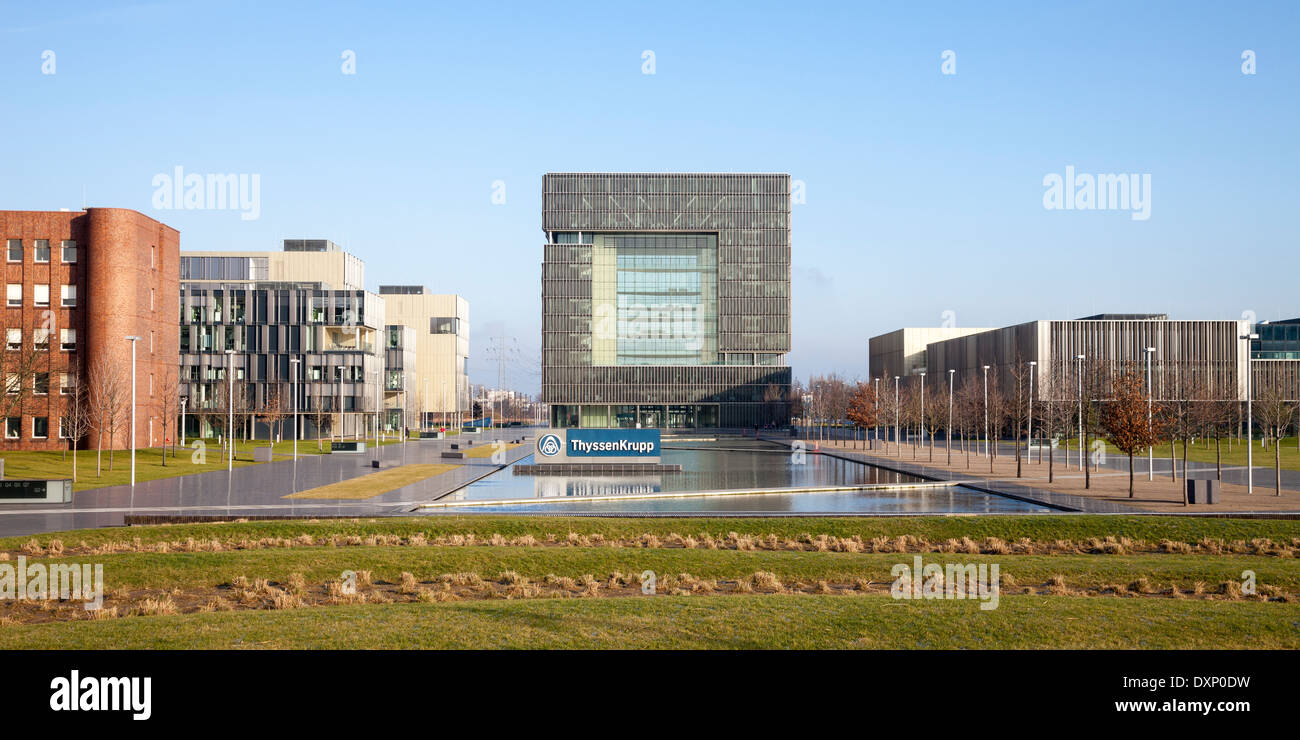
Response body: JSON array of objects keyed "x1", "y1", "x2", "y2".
[
  {"x1": 982, "y1": 365, "x2": 990, "y2": 458},
  {"x1": 179, "y1": 396, "x2": 187, "y2": 448},
  {"x1": 125, "y1": 336, "x2": 142, "y2": 487},
  {"x1": 226, "y1": 349, "x2": 235, "y2": 472},
  {"x1": 289, "y1": 357, "x2": 300, "y2": 462},
  {"x1": 947, "y1": 369, "x2": 955, "y2": 465},
  {"x1": 442, "y1": 379, "x2": 448, "y2": 431},
  {"x1": 1028, "y1": 360, "x2": 1037, "y2": 463},
  {"x1": 1241, "y1": 332, "x2": 1259, "y2": 493},
  {"x1": 1076, "y1": 354, "x2": 1085, "y2": 472},
  {"x1": 918, "y1": 369, "x2": 927, "y2": 455},
  {"x1": 1144, "y1": 346, "x2": 1156, "y2": 481}
]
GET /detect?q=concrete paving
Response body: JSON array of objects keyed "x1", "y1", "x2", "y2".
[{"x1": 0, "y1": 430, "x2": 535, "y2": 538}]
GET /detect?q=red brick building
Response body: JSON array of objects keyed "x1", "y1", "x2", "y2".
[{"x1": 0, "y1": 208, "x2": 178, "y2": 450}]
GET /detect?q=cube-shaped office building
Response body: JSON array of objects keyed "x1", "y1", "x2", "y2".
[{"x1": 541, "y1": 173, "x2": 791, "y2": 429}]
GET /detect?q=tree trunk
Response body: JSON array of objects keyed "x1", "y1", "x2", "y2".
[
  {"x1": 1169, "y1": 438, "x2": 1176, "y2": 482},
  {"x1": 1128, "y1": 453, "x2": 1134, "y2": 497},
  {"x1": 1215, "y1": 436, "x2": 1222, "y2": 480},
  {"x1": 1276, "y1": 432, "x2": 1282, "y2": 497}
]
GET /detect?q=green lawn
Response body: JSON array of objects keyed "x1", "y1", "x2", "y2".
[
  {"x1": 2, "y1": 595, "x2": 1295, "y2": 649},
  {"x1": 0, "y1": 436, "x2": 412, "y2": 492}
]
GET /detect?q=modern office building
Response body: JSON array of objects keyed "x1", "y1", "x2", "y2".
[
  {"x1": 1, "y1": 208, "x2": 178, "y2": 450},
  {"x1": 376, "y1": 286, "x2": 470, "y2": 428},
  {"x1": 541, "y1": 173, "x2": 792, "y2": 428},
  {"x1": 178, "y1": 240, "x2": 387, "y2": 440},
  {"x1": 870, "y1": 314, "x2": 1300, "y2": 402},
  {"x1": 868, "y1": 327, "x2": 995, "y2": 380}
]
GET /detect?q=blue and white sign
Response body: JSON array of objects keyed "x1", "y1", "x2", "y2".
[{"x1": 534, "y1": 428, "x2": 661, "y2": 464}]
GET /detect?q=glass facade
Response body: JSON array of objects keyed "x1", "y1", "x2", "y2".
[{"x1": 1252, "y1": 320, "x2": 1300, "y2": 360}]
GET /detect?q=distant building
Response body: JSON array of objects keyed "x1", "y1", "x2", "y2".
[
  {"x1": 377, "y1": 286, "x2": 469, "y2": 428},
  {"x1": 869, "y1": 314, "x2": 1300, "y2": 401}
]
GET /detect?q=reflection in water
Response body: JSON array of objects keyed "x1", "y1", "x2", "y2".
[{"x1": 443, "y1": 442, "x2": 1053, "y2": 514}]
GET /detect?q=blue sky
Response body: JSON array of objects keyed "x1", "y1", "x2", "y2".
[{"x1": 2, "y1": 1, "x2": 1297, "y2": 392}]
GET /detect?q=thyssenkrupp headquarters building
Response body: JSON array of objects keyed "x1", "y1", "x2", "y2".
[{"x1": 541, "y1": 173, "x2": 791, "y2": 429}]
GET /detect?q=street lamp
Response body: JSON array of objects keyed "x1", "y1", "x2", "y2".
[
  {"x1": 1144, "y1": 346, "x2": 1156, "y2": 481},
  {"x1": 125, "y1": 336, "x2": 142, "y2": 487},
  {"x1": 1241, "y1": 332, "x2": 1259, "y2": 493},
  {"x1": 947, "y1": 369, "x2": 955, "y2": 465},
  {"x1": 1076, "y1": 354, "x2": 1085, "y2": 472},
  {"x1": 1028, "y1": 361, "x2": 1037, "y2": 463},
  {"x1": 982, "y1": 365, "x2": 990, "y2": 458},
  {"x1": 179, "y1": 396, "x2": 187, "y2": 448},
  {"x1": 288, "y1": 357, "x2": 300, "y2": 463},
  {"x1": 226, "y1": 349, "x2": 235, "y2": 472},
  {"x1": 918, "y1": 369, "x2": 927, "y2": 456}
]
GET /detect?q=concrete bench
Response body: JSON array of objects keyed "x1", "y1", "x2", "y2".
[{"x1": 440, "y1": 451, "x2": 465, "y2": 459}]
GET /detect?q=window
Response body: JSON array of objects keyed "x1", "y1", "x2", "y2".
[
  {"x1": 5, "y1": 418, "x2": 18, "y2": 438},
  {"x1": 33, "y1": 328, "x2": 49, "y2": 350},
  {"x1": 34, "y1": 284, "x2": 49, "y2": 307},
  {"x1": 32, "y1": 417, "x2": 48, "y2": 439},
  {"x1": 59, "y1": 417, "x2": 70, "y2": 439},
  {"x1": 59, "y1": 373, "x2": 73, "y2": 394},
  {"x1": 61, "y1": 240, "x2": 77, "y2": 263},
  {"x1": 6, "y1": 284, "x2": 20, "y2": 307},
  {"x1": 33, "y1": 373, "x2": 49, "y2": 395},
  {"x1": 60, "y1": 328, "x2": 76, "y2": 351},
  {"x1": 34, "y1": 240, "x2": 50, "y2": 263},
  {"x1": 5, "y1": 329, "x2": 19, "y2": 351},
  {"x1": 61, "y1": 285, "x2": 75, "y2": 307},
  {"x1": 6, "y1": 240, "x2": 20, "y2": 262},
  {"x1": 431, "y1": 317, "x2": 459, "y2": 334},
  {"x1": 4, "y1": 375, "x2": 18, "y2": 395}
]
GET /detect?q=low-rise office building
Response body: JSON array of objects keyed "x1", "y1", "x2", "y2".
[
  {"x1": 869, "y1": 313, "x2": 1300, "y2": 401},
  {"x1": 377, "y1": 286, "x2": 470, "y2": 428},
  {"x1": 178, "y1": 240, "x2": 386, "y2": 440}
]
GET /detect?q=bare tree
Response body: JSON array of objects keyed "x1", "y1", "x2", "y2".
[
  {"x1": 86, "y1": 354, "x2": 126, "y2": 477},
  {"x1": 155, "y1": 366, "x2": 180, "y2": 465},
  {"x1": 1008, "y1": 358, "x2": 1032, "y2": 478},
  {"x1": 258, "y1": 385, "x2": 287, "y2": 444},
  {"x1": 1256, "y1": 378, "x2": 1296, "y2": 497},
  {"x1": 63, "y1": 364, "x2": 93, "y2": 483}
]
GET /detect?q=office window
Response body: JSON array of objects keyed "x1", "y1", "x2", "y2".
[
  {"x1": 60, "y1": 285, "x2": 76, "y2": 307},
  {"x1": 431, "y1": 317, "x2": 459, "y2": 334},
  {"x1": 33, "y1": 372, "x2": 49, "y2": 395},
  {"x1": 32, "y1": 417, "x2": 48, "y2": 438},
  {"x1": 6, "y1": 240, "x2": 20, "y2": 262},
  {"x1": 59, "y1": 417, "x2": 70, "y2": 439},
  {"x1": 5, "y1": 329, "x2": 19, "y2": 351},
  {"x1": 33, "y1": 328, "x2": 49, "y2": 350},
  {"x1": 4, "y1": 374, "x2": 17, "y2": 395},
  {"x1": 59, "y1": 373, "x2": 73, "y2": 394},
  {"x1": 34, "y1": 284, "x2": 49, "y2": 307},
  {"x1": 5, "y1": 417, "x2": 18, "y2": 438},
  {"x1": 61, "y1": 240, "x2": 77, "y2": 263},
  {"x1": 6, "y1": 284, "x2": 20, "y2": 307},
  {"x1": 60, "y1": 328, "x2": 76, "y2": 351},
  {"x1": 34, "y1": 240, "x2": 50, "y2": 263}
]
